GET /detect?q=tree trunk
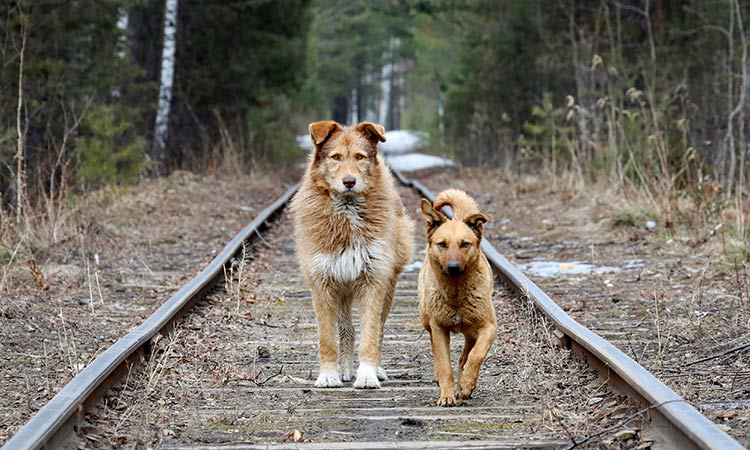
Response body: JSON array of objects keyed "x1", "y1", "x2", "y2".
[
  {"x1": 332, "y1": 95, "x2": 348, "y2": 124},
  {"x1": 15, "y1": 11, "x2": 27, "y2": 221},
  {"x1": 153, "y1": 0, "x2": 179, "y2": 172}
]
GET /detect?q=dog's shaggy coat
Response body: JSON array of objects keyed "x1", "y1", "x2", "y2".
[
  {"x1": 418, "y1": 189, "x2": 497, "y2": 406},
  {"x1": 290, "y1": 121, "x2": 414, "y2": 389}
]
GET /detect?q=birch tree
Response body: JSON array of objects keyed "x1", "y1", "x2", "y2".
[{"x1": 153, "y1": 0, "x2": 178, "y2": 169}]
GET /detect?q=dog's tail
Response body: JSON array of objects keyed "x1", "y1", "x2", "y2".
[{"x1": 433, "y1": 188, "x2": 479, "y2": 221}]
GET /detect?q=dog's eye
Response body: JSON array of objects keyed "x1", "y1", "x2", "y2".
[
  {"x1": 355, "y1": 154, "x2": 366, "y2": 161},
  {"x1": 436, "y1": 242, "x2": 448, "y2": 248},
  {"x1": 460, "y1": 241, "x2": 471, "y2": 249},
  {"x1": 331, "y1": 154, "x2": 342, "y2": 161}
]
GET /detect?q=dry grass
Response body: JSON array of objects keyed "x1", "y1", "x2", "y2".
[{"x1": 494, "y1": 291, "x2": 643, "y2": 447}]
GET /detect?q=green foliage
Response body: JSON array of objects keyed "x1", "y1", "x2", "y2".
[
  {"x1": 172, "y1": 0, "x2": 312, "y2": 165},
  {"x1": 245, "y1": 94, "x2": 306, "y2": 165},
  {"x1": 306, "y1": 0, "x2": 413, "y2": 126},
  {"x1": 0, "y1": 0, "x2": 152, "y2": 203},
  {"x1": 727, "y1": 244, "x2": 750, "y2": 265},
  {"x1": 519, "y1": 93, "x2": 574, "y2": 169},
  {"x1": 77, "y1": 105, "x2": 147, "y2": 188}
]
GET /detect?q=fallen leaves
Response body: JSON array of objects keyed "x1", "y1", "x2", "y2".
[{"x1": 286, "y1": 429, "x2": 305, "y2": 443}]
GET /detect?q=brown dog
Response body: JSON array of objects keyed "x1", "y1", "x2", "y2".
[
  {"x1": 418, "y1": 189, "x2": 496, "y2": 406},
  {"x1": 290, "y1": 121, "x2": 414, "y2": 389}
]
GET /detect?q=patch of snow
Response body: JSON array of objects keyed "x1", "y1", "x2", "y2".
[
  {"x1": 296, "y1": 135, "x2": 313, "y2": 151},
  {"x1": 295, "y1": 129, "x2": 427, "y2": 155},
  {"x1": 518, "y1": 260, "x2": 644, "y2": 278},
  {"x1": 385, "y1": 153, "x2": 454, "y2": 172},
  {"x1": 380, "y1": 130, "x2": 428, "y2": 155},
  {"x1": 402, "y1": 261, "x2": 423, "y2": 272}
]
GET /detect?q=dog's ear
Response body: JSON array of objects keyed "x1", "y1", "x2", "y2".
[
  {"x1": 356, "y1": 122, "x2": 386, "y2": 144},
  {"x1": 420, "y1": 198, "x2": 446, "y2": 237},
  {"x1": 464, "y1": 213, "x2": 492, "y2": 239},
  {"x1": 309, "y1": 121, "x2": 341, "y2": 146}
]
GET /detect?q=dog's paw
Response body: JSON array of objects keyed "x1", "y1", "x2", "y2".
[
  {"x1": 437, "y1": 394, "x2": 457, "y2": 407},
  {"x1": 340, "y1": 366, "x2": 354, "y2": 382},
  {"x1": 376, "y1": 366, "x2": 388, "y2": 381},
  {"x1": 457, "y1": 383, "x2": 475, "y2": 400},
  {"x1": 353, "y1": 362, "x2": 381, "y2": 389},
  {"x1": 314, "y1": 369, "x2": 343, "y2": 388}
]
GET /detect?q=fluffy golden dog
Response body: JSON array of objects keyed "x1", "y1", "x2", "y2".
[
  {"x1": 418, "y1": 189, "x2": 496, "y2": 406},
  {"x1": 290, "y1": 121, "x2": 414, "y2": 389}
]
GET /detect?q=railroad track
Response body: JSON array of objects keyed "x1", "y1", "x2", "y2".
[{"x1": 3, "y1": 169, "x2": 744, "y2": 450}]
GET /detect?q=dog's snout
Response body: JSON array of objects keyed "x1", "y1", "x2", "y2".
[
  {"x1": 446, "y1": 262, "x2": 462, "y2": 276},
  {"x1": 343, "y1": 175, "x2": 357, "y2": 190}
]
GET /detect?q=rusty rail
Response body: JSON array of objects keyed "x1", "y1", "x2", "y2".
[
  {"x1": 5, "y1": 166, "x2": 744, "y2": 450},
  {"x1": 2, "y1": 183, "x2": 300, "y2": 450},
  {"x1": 391, "y1": 167, "x2": 744, "y2": 450}
]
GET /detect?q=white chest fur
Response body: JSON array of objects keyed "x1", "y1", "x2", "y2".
[{"x1": 312, "y1": 238, "x2": 389, "y2": 283}]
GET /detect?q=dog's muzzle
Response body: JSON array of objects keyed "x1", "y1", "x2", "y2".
[
  {"x1": 343, "y1": 175, "x2": 357, "y2": 190},
  {"x1": 445, "y1": 262, "x2": 463, "y2": 276}
]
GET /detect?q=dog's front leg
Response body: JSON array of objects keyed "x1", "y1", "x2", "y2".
[
  {"x1": 311, "y1": 284, "x2": 342, "y2": 388},
  {"x1": 430, "y1": 323, "x2": 456, "y2": 406},
  {"x1": 353, "y1": 282, "x2": 385, "y2": 389},
  {"x1": 457, "y1": 332, "x2": 477, "y2": 385},
  {"x1": 457, "y1": 323, "x2": 496, "y2": 399}
]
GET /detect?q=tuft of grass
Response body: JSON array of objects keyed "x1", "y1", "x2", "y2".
[
  {"x1": 612, "y1": 208, "x2": 658, "y2": 228},
  {"x1": 727, "y1": 244, "x2": 750, "y2": 264}
]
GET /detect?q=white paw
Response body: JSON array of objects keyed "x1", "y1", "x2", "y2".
[
  {"x1": 314, "y1": 369, "x2": 342, "y2": 388},
  {"x1": 353, "y1": 362, "x2": 381, "y2": 389},
  {"x1": 340, "y1": 366, "x2": 354, "y2": 382},
  {"x1": 376, "y1": 366, "x2": 388, "y2": 381}
]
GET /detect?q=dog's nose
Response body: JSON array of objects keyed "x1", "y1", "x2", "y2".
[
  {"x1": 343, "y1": 175, "x2": 356, "y2": 190},
  {"x1": 446, "y1": 263, "x2": 462, "y2": 276}
]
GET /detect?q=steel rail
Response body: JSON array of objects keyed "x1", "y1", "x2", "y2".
[
  {"x1": 6, "y1": 165, "x2": 744, "y2": 450},
  {"x1": 3, "y1": 182, "x2": 301, "y2": 450},
  {"x1": 391, "y1": 168, "x2": 744, "y2": 450}
]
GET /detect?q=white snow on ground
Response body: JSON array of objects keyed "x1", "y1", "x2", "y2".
[
  {"x1": 385, "y1": 153, "x2": 454, "y2": 172},
  {"x1": 296, "y1": 129, "x2": 451, "y2": 172},
  {"x1": 296, "y1": 129, "x2": 427, "y2": 155},
  {"x1": 380, "y1": 130, "x2": 428, "y2": 155},
  {"x1": 402, "y1": 261, "x2": 423, "y2": 272},
  {"x1": 518, "y1": 260, "x2": 644, "y2": 278},
  {"x1": 296, "y1": 134, "x2": 314, "y2": 151}
]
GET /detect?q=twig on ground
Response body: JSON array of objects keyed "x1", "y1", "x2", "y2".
[
  {"x1": 683, "y1": 342, "x2": 750, "y2": 367},
  {"x1": 252, "y1": 365, "x2": 284, "y2": 386},
  {"x1": 566, "y1": 399, "x2": 685, "y2": 449},
  {"x1": 549, "y1": 408, "x2": 578, "y2": 447}
]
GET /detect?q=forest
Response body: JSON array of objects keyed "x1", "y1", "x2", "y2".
[{"x1": 1, "y1": 0, "x2": 750, "y2": 234}]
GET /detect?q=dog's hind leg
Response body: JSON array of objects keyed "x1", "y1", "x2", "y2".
[
  {"x1": 338, "y1": 293, "x2": 355, "y2": 382},
  {"x1": 311, "y1": 284, "x2": 343, "y2": 388},
  {"x1": 375, "y1": 276, "x2": 397, "y2": 381},
  {"x1": 457, "y1": 323, "x2": 496, "y2": 400}
]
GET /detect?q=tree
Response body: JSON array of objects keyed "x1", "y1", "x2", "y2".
[{"x1": 153, "y1": 0, "x2": 178, "y2": 171}]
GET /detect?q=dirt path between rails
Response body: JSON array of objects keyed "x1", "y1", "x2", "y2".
[
  {"x1": 413, "y1": 167, "x2": 750, "y2": 447},
  {"x1": 0, "y1": 171, "x2": 291, "y2": 444},
  {"x1": 79, "y1": 184, "x2": 648, "y2": 449}
]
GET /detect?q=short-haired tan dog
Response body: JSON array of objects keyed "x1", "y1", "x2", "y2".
[
  {"x1": 418, "y1": 189, "x2": 497, "y2": 406},
  {"x1": 290, "y1": 121, "x2": 414, "y2": 389}
]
